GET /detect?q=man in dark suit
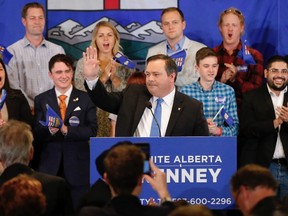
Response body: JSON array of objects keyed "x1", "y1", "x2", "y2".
[
  {"x1": 239, "y1": 55, "x2": 288, "y2": 198},
  {"x1": 230, "y1": 164, "x2": 288, "y2": 216},
  {"x1": 83, "y1": 47, "x2": 208, "y2": 137},
  {"x1": 33, "y1": 54, "x2": 97, "y2": 208},
  {"x1": 78, "y1": 142, "x2": 173, "y2": 216},
  {"x1": 0, "y1": 120, "x2": 74, "y2": 216}
]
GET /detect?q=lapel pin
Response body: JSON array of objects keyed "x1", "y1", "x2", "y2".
[
  {"x1": 178, "y1": 107, "x2": 181, "y2": 111},
  {"x1": 73, "y1": 97, "x2": 79, "y2": 102}
]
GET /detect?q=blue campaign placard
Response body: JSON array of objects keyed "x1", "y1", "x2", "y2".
[{"x1": 90, "y1": 137, "x2": 236, "y2": 209}]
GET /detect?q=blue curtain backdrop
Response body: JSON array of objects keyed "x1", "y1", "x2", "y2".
[{"x1": 1, "y1": 0, "x2": 287, "y2": 70}]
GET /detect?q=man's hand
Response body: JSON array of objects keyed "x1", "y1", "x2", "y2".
[
  {"x1": 224, "y1": 63, "x2": 238, "y2": 82},
  {"x1": 143, "y1": 160, "x2": 170, "y2": 200},
  {"x1": 83, "y1": 46, "x2": 100, "y2": 81}
]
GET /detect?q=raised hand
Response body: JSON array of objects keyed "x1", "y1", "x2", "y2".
[{"x1": 83, "y1": 46, "x2": 100, "y2": 80}]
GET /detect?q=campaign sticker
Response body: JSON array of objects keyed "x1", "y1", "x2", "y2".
[
  {"x1": 215, "y1": 96, "x2": 226, "y2": 104},
  {"x1": 69, "y1": 116, "x2": 80, "y2": 126}
]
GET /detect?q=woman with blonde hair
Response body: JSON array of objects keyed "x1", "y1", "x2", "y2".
[{"x1": 75, "y1": 21, "x2": 133, "y2": 137}]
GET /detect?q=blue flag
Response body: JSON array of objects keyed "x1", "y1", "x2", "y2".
[
  {"x1": 237, "y1": 40, "x2": 256, "y2": 65},
  {"x1": 113, "y1": 52, "x2": 135, "y2": 69},
  {"x1": 0, "y1": 89, "x2": 7, "y2": 110},
  {"x1": 39, "y1": 104, "x2": 63, "y2": 128},
  {"x1": 0, "y1": 44, "x2": 13, "y2": 65},
  {"x1": 221, "y1": 107, "x2": 234, "y2": 126},
  {"x1": 169, "y1": 49, "x2": 187, "y2": 72}
]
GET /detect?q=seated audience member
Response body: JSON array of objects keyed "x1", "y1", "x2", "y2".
[
  {"x1": 34, "y1": 54, "x2": 97, "y2": 208},
  {"x1": 230, "y1": 164, "x2": 288, "y2": 216},
  {"x1": 77, "y1": 148, "x2": 111, "y2": 212},
  {"x1": 213, "y1": 7, "x2": 264, "y2": 112},
  {"x1": 239, "y1": 55, "x2": 288, "y2": 198},
  {"x1": 181, "y1": 47, "x2": 238, "y2": 136},
  {"x1": 169, "y1": 205, "x2": 213, "y2": 216},
  {"x1": 78, "y1": 142, "x2": 174, "y2": 216},
  {"x1": 0, "y1": 58, "x2": 33, "y2": 127},
  {"x1": 146, "y1": 7, "x2": 206, "y2": 88},
  {"x1": 0, "y1": 120, "x2": 74, "y2": 216},
  {"x1": 83, "y1": 47, "x2": 209, "y2": 137},
  {"x1": 7, "y1": 2, "x2": 65, "y2": 110},
  {"x1": 0, "y1": 174, "x2": 46, "y2": 216},
  {"x1": 74, "y1": 21, "x2": 133, "y2": 137}
]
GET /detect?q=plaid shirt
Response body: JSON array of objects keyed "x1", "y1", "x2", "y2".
[
  {"x1": 180, "y1": 81, "x2": 239, "y2": 136},
  {"x1": 213, "y1": 41, "x2": 264, "y2": 110}
]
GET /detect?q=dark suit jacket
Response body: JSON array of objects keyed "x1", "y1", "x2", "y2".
[
  {"x1": 0, "y1": 163, "x2": 74, "y2": 216},
  {"x1": 251, "y1": 196, "x2": 288, "y2": 216},
  {"x1": 5, "y1": 89, "x2": 33, "y2": 126},
  {"x1": 77, "y1": 178, "x2": 111, "y2": 214},
  {"x1": 33, "y1": 87, "x2": 97, "y2": 186},
  {"x1": 239, "y1": 85, "x2": 288, "y2": 167},
  {"x1": 85, "y1": 82, "x2": 208, "y2": 137},
  {"x1": 78, "y1": 195, "x2": 172, "y2": 216}
]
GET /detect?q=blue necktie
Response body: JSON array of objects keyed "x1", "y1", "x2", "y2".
[{"x1": 150, "y1": 98, "x2": 163, "y2": 137}]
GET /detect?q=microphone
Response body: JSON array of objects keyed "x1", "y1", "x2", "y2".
[{"x1": 145, "y1": 101, "x2": 162, "y2": 137}]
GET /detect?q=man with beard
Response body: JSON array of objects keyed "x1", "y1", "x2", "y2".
[{"x1": 239, "y1": 55, "x2": 288, "y2": 199}]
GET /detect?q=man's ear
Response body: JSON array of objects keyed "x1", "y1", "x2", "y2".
[{"x1": 103, "y1": 172, "x2": 110, "y2": 184}]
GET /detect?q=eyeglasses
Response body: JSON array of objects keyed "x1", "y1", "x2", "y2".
[
  {"x1": 268, "y1": 68, "x2": 288, "y2": 74},
  {"x1": 223, "y1": 8, "x2": 242, "y2": 15}
]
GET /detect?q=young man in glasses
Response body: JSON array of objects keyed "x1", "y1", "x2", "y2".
[
  {"x1": 239, "y1": 55, "x2": 288, "y2": 199},
  {"x1": 213, "y1": 7, "x2": 264, "y2": 113}
]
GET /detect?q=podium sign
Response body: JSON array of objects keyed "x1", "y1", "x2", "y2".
[{"x1": 90, "y1": 137, "x2": 236, "y2": 209}]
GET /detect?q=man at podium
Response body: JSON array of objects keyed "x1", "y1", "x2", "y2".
[{"x1": 82, "y1": 47, "x2": 209, "y2": 137}]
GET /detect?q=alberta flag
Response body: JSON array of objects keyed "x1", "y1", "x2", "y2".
[
  {"x1": 169, "y1": 49, "x2": 187, "y2": 72},
  {"x1": 113, "y1": 52, "x2": 135, "y2": 69},
  {"x1": 221, "y1": 107, "x2": 234, "y2": 126},
  {"x1": 237, "y1": 40, "x2": 256, "y2": 65},
  {"x1": 0, "y1": 44, "x2": 13, "y2": 65},
  {"x1": 39, "y1": 105, "x2": 63, "y2": 128}
]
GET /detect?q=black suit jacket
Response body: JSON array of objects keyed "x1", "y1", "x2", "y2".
[
  {"x1": 0, "y1": 163, "x2": 74, "y2": 216},
  {"x1": 5, "y1": 89, "x2": 33, "y2": 126},
  {"x1": 251, "y1": 196, "x2": 288, "y2": 216},
  {"x1": 239, "y1": 85, "x2": 288, "y2": 167},
  {"x1": 78, "y1": 195, "x2": 172, "y2": 216},
  {"x1": 85, "y1": 82, "x2": 208, "y2": 137},
  {"x1": 33, "y1": 87, "x2": 97, "y2": 186}
]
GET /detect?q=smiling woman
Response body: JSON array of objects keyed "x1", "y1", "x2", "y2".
[{"x1": 0, "y1": 58, "x2": 33, "y2": 127}]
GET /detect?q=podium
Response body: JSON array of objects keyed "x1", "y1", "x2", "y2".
[{"x1": 90, "y1": 136, "x2": 236, "y2": 209}]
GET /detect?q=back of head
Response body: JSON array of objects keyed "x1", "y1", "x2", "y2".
[
  {"x1": 104, "y1": 142, "x2": 145, "y2": 195},
  {"x1": 230, "y1": 164, "x2": 278, "y2": 193},
  {"x1": 127, "y1": 72, "x2": 146, "y2": 86},
  {"x1": 169, "y1": 205, "x2": 213, "y2": 216},
  {"x1": 0, "y1": 120, "x2": 33, "y2": 168},
  {"x1": 0, "y1": 174, "x2": 46, "y2": 216}
]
